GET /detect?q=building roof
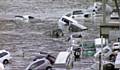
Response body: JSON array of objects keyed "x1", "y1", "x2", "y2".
[{"x1": 100, "y1": 23, "x2": 120, "y2": 27}]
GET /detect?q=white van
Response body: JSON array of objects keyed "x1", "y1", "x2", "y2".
[
  {"x1": 58, "y1": 16, "x2": 87, "y2": 32},
  {"x1": 54, "y1": 51, "x2": 74, "y2": 70},
  {"x1": 58, "y1": 16, "x2": 77, "y2": 31}
]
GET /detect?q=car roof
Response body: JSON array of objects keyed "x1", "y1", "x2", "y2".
[
  {"x1": 55, "y1": 51, "x2": 71, "y2": 64},
  {"x1": 26, "y1": 58, "x2": 47, "y2": 70},
  {"x1": 0, "y1": 50, "x2": 8, "y2": 53},
  {"x1": 113, "y1": 42, "x2": 120, "y2": 44},
  {"x1": 27, "y1": 58, "x2": 47, "y2": 67},
  {"x1": 61, "y1": 16, "x2": 77, "y2": 23}
]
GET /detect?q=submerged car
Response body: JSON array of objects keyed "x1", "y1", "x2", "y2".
[
  {"x1": 26, "y1": 58, "x2": 52, "y2": 70},
  {"x1": 58, "y1": 15, "x2": 87, "y2": 32},
  {"x1": 0, "y1": 50, "x2": 12, "y2": 64},
  {"x1": 110, "y1": 12, "x2": 119, "y2": 19},
  {"x1": 33, "y1": 54, "x2": 56, "y2": 65}
]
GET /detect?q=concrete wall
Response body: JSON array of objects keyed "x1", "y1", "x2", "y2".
[{"x1": 109, "y1": 30, "x2": 120, "y2": 42}]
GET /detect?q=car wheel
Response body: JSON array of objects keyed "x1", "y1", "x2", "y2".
[
  {"x1": 46, "y1": 66, "x2": 52, "y2": 70},
  {"x1": 3, "y1": 59, "x2": 9, "y2": 64}
]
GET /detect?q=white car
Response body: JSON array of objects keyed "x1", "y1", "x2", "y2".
[
  {"x1": 110, "y1": 12, "x2": 119, "y2": 19},
  {"x1": 0, "y1": 50, "x2": 12, "y2": 64},
  {"x1": 15, "y1": 15, "x2": 34, "y2": 23},
  {"x1": 58, "y1": 16, "x2": 87, "y2": 32},
  {"x1": 67, "y1": 10, "x2": 98, "y2": 24},
  {"x1": 70, "y1": 10, "x2": 95, "y2": 20},
  {"x1": 26, "y1": 58, "x2": 52, "y2": 70},
  {"x1": 112, "y1": 42, "x2": 120, "y2": 50}
]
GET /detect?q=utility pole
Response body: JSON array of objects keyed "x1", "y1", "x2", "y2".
[
  {"x1": 100, "y1": 0, "x2": 106, "y2": 70},
  {"x1": 102, "y1": 0, "x2": 106, "y2": 24}
]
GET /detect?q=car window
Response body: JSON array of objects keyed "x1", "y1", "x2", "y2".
[
  {"x1": 66, "y1": 13, "x2": 71, "y2": 17},
  {"x1": 62, "y1": 18, "x2": 73, "y2": 25},
  {"x1": 73, "y1": 10, "x2": 83, "y2": 15},
  {"x1": 0, "y1": 52, "x2": 8, "y2": 58},
  {"x1": 72, "y1": 34, "x2": 82, "y2": 38},
  {"x1": 114, "y1": 44, "x2": 119, "y2": 46},
  {"x1": 62, "y1": 18, "x2": 70, "y2": 25},
  {"x1": 28, "y1": 60, "x2": 45, "y2": 70},
  {"x1": 84, "y1": 14, "x2": 91, "y2": 18},
  {"x1": 47, "y1": 55, "x2": 55, "y2": 64}
]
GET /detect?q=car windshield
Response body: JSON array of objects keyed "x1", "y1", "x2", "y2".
[
  {"x1": 62, "y1": 18, "x2": 72, "y2": 25},
  {"x1": 0, "y1": 52, "x2": 8, "y2": 58},
  {"x1": 28, "y1": 60, "x2": 45, "y2": 70},
  {"x1": 66, "y1": 13, "x2": 71, "y2": 17}
]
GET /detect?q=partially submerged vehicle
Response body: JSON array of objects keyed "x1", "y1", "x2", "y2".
[
  {"x1": 58, "y1": 16, "x2": 87, "y2": 32},
  {"x1": 52, "y1": 15, "x2": 87, "y2": 38},
  {"x1": 65, "y1": 9, "x2": 96, "y2": 23},
  {"x1": 54, "y1": 51, "x2": 74, "y2": 70},
  {"x1": 26, "y1": 58, "x2": 52, "y2": 70},
  {"x1": 72, "y1": 10, "x2": 95, "y2": 22},
  {"x1": 15, "y1": 15, "x2": 34, "y2": 23},
  {"x1": 0, "y1": 50, "x2": 12, "y2": 64},
  {"x1": 33, "y1": 51, "x2": 56, "y2": 65},
  {"x1": 110, "y1": 12, "x2": 119, "y2": 19}
]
